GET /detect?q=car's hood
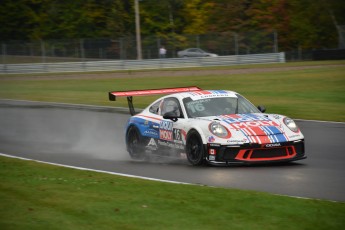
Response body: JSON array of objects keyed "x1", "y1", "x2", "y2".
[
  {"x1": 197, "y1": 113, "x2": 281, "y2": 127},
  {"x1": 215, "y1": 113, "x2": 283, "y2": 132}
]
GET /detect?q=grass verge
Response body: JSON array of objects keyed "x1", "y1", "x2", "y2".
[
  {"x1": 1, "y1": 156, "x2": 344, "y2": 230},
  {"x1": 1, "y1": 61, "x2": 344, "y2": 121}
]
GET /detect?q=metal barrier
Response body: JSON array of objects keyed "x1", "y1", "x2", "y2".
[{"x1": 0, "y1": 52, "x2": 285, "y2": 74}]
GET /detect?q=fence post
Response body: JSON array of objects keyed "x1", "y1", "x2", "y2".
[
  {"x1": 30, "y1": 43, "x2": 34, "y2": 56},
  {"x1": 2, "y1": 44, "x2": 7, "y2": 72},
  {"x1": 80, "y1": 39, "x2": 86, "y2": 70},
  {"x1": 298, "y1": 45, "x2": 302, "y2": 61},
  {"x1": 157, "y1": 37, "x2": 161, "y2": 59},
  {"x1": 2, "y1": 43, "x2": 6, "y2": 64},
  {"x1": 40, "y1": 40, "x2": 46, "y2": 63},
  {"x1": 80, "y1": 39, "x2": 85, "y2": 61},
  {"x1": 234, "y1": 33, "x2": 239, "y2": 55},
  {"x1": 196, "y1": 35, "x2": 200, "y2": 48},
  {"x1": 274, "y1": 31, "x2": 278, "y2": 53}
]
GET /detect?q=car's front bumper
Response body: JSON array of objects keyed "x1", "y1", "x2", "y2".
[{"x1": 206, "y1": 139, "x2": 306, "y2": 164}]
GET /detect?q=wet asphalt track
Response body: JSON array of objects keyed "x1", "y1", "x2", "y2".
[{"x1": 0, "y1": 100, "x2": 344, "y2": 202}]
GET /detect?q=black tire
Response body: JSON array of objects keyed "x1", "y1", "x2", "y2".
[
  {"x1": 186, "y1": 130, "x2": 206, "y2": 166},
  {"x1": 126, "y1": 126, "x2": 147, "y2": 160}
]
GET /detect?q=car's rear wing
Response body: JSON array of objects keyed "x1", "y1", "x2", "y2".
[{"x1": 109, "y1": 86, "x2": 201, "y2": 115}]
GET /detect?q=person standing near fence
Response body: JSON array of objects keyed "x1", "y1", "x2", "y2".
[{"x1": 159, "y1": 46, "x2": 167, "y2": 58}]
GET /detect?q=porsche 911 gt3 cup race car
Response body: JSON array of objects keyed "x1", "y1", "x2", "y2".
[{"x1": 109, "y1": 86, "x2": 306, "y2": 166}]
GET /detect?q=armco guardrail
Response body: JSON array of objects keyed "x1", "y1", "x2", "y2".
[{"x1": 0, "y1": 52, "x2": 285, "y2": 74}]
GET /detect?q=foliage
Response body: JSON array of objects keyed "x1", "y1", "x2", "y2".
[
  {"x1": 0, "y1": 0, "x2": 132, "y2": 40},
  {"x1": 0, "y1": 0, "x2": 345, "y2": 51}
]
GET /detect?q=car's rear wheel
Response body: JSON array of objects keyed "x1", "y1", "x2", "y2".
[
  {"x1": 186, "y1": 130, "x2": 206, "y2": 166},
  {"x1": 126, "y1": 126, "x2": 146, "y2": 160}
]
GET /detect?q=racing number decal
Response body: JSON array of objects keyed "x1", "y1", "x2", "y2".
[
  {"x1": 173, "y1": 129, "x2": 182, "y2": 141},
  {"x1": 187, "y1": 103, "x2": 205, "y2": 113}
]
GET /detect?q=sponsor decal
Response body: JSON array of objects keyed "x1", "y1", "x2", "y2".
[
  {"x1": 160, "y1": 120, "x2": 173, "y2": 141},
  {"x1": 189, "y1": 90, "x2": 236, "y2": 100},
  {"x1": 288, "y1": 134, "x2": 300, "y2": 139},
  {"x1": 272, "y1": 114, "x2": 281, "y2": 119},
  {"x1": 191, "y1": 90, "x2": 212, "y2": 96},
  {"x1": 265, "y1": 143, "x2": 281, "y2": 148},
  {"x1": 160, "y1": 130, "x2": 173, "y2": 141},
  {"x1": 143, "y1": 129, "x2": 159, "y2": 138},
  {"x1": 146, "y1": 138, "x2": 158, "y2": 150},
  {"x1": 221, "y1": 114, "x2": 272, "y2": 124},
  {"x1": 208, "y1": 136, "x2": 216, "y2": 143},
  {"x1": 227, "y1": 138, "x2": 247, "y2": 144},
  {"x1": 209, "y1": 155, "x2": 216, "y2": 161},
  {"x1": 157, "y1": 140, "x2": 184, "y2": 150},
  {"x1": 228, "y1": 120, "x2": 279, "y2": 129},
  {"x1": 160, "y1": 120, "x2": 173, "y2": 130}
]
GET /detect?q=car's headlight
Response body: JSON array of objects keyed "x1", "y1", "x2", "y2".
[
  {"x1": 209, "y1": 122, "x2": 231, "y2": 138},
  {"x1": 284, "y1": 117, "x2": 299, "y2": 132}
]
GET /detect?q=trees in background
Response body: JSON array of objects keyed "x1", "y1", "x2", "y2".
[
  {"x1": 1, "y1": 0, "x2": 344, "y2": 51},
  {"x1": 0, "y1": 0, "x2": 132, "y2": 40}
]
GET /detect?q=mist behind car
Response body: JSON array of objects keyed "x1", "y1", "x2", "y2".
[{"x1": 177, "y1": 48, "x2": 218, "y2": 58}]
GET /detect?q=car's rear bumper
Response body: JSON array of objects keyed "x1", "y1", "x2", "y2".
[{"x1": 206, "y1": 139, "x2": 306, "y2": 164}]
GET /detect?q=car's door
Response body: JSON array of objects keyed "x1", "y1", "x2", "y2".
[{"x1": 159, "y1": 97, "x2": 187, "y2": 150}]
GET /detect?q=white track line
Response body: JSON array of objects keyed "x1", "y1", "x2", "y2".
[
  {"x1": 1, "y1": 152, "x2": 342, "y2": 203},
  {"x1": 0, "y1": 152, "x2": 190, "y2": 185}
]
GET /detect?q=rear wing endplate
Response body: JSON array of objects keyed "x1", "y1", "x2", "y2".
[{"x1": 108, "y1": 86, "x2": 201, "y2": 115}]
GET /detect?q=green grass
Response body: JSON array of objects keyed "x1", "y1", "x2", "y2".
[
  {"x1": 1, "y1": 156, "x2": 344, "y2": 230},
  {"x1": 1, "y1": 60, "x2": 344, "y2": 121}
]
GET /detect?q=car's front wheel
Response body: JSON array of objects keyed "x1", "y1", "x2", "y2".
[
  {"x1": 186, "y1": 130, "x2": 206, "y2": 166},
  {"x1": 126, "y1": 126, "x2": 147, "y2": 160}
]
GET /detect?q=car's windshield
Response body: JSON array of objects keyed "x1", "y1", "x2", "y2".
[{"x1": 183, "y1": 94, "x2": 260, "y2": 118}]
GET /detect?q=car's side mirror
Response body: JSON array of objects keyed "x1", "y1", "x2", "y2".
[
  {"x1": 163, "y1": 112, "x2": 179, "y2": 122},
  {"x1": 257, "y1": 105, "x2": 266, "y2": 113}
]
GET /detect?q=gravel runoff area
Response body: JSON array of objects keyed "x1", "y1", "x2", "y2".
[{"x1": 1, "y1": 64, "x2": 344, "y2": 81}]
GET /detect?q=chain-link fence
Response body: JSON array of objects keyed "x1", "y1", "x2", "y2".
[
  {"x1": 1, "y1": 31, "x2": 279, "y2": 64},
  {"x1": 3, "y1": 29, "x2": 343, "y2": 64}
]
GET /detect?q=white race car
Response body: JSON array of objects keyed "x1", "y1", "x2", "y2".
[{"x1": 109, "y1": 86, "x2": 306, "y2": 166}]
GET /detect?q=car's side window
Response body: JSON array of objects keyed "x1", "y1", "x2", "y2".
[
  {"x1": 161, "y1": 98, "x2": 183, "y2": 118},
  {"x1": 149, "y1": 100, "x2": 161, "y2": 115}
]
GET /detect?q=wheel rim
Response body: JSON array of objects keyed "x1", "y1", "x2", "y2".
[
  {"x1": 188, "y1": 135, "x2": 202, "y2": 162},
  {"x1": 128, "y1": 129, "x2": 140, "y2": 157}
]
